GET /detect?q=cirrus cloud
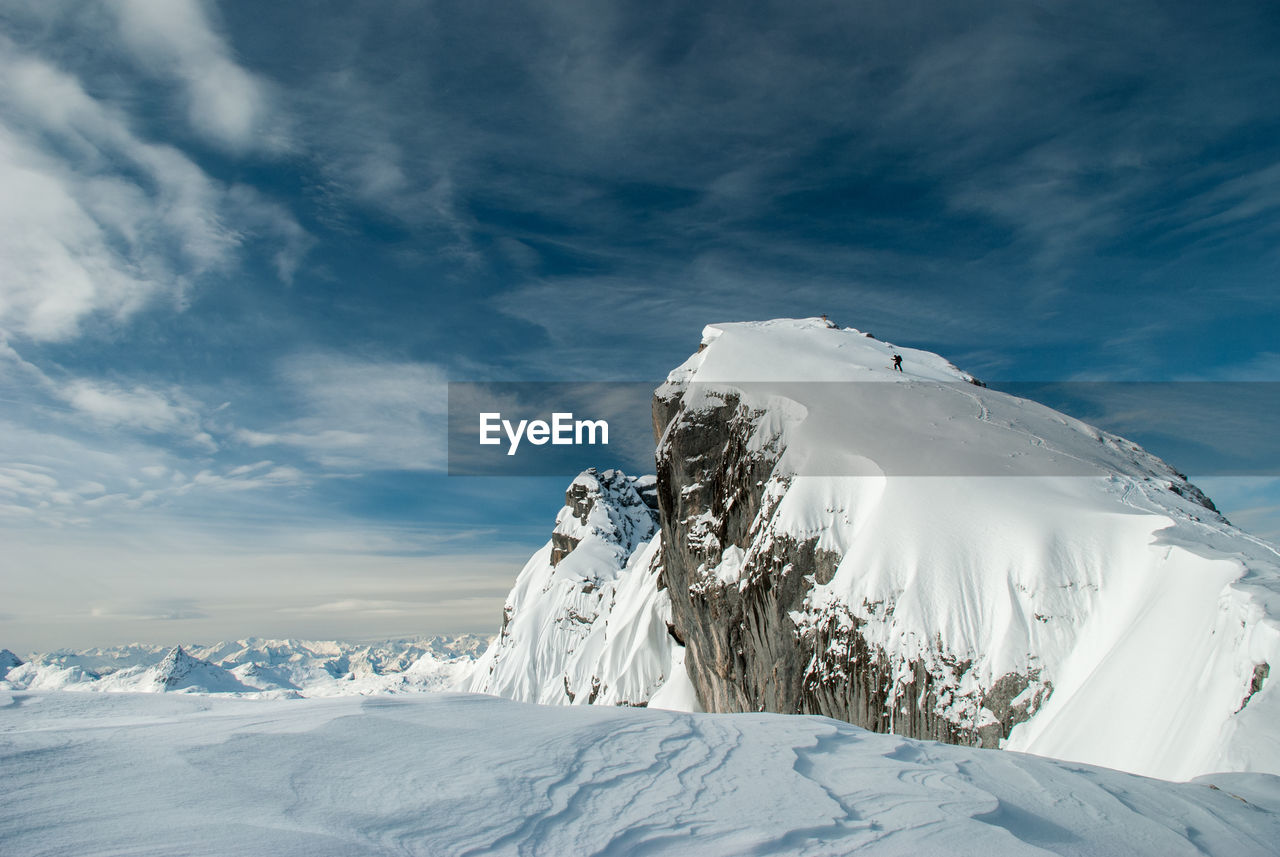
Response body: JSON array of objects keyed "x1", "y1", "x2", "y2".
[{"x1": 0, "y1": 38, "x2": 308, "y2": 342}]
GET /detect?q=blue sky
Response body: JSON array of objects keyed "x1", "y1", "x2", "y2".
[{"x1": 2, "y1": 0, "x2": 1279, "y2": 650}]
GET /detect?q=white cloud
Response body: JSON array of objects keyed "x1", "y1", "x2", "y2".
[
  {"x1": 225, "y1": 184, "x2": 315, "y2": 283},
  {"x1": 236, "y1": 353, "x2": 451, "y2": 472},
  {"x1": 61, "y1": 379, "x2": 201, "y2": 434},
  {"x1": 111, "y1": 0, "x2": 286, "y2": 153},
  {"x1": 0, "y1": 343, "x2": 321, "y2": 520},
  {"x1": 0, "y1": 124, "x2": 171, "y2": 341},
  {"x1": 0, "y1": 413, "x2": 313, "y2": 522},
  {"x1": 90, "y1": 598, "x2": 210, "y2": 621},
  {"x1": 225, "y1": 461, "x2": 272, "y2": 478},
  {"x1": 235, "y1": 428, "x2": 369, "y2": 451},
  {"x1": 189, "y1": 463, "x2": 307, "y2": 492},
  {"x1": 0, "y1": 342, "x2": 218, "y2": 450},
  {"x1": 0, "y1": 40, "x2": 309, "y2": 342},
  {"x1": 279, "y1": 599, "x2": 431, "y2": 616}
]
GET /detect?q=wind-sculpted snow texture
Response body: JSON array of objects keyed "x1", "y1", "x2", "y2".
[
  {"x1": 0, "y1": 636, "x2": 485, "y2": 697},
  {"x1": 467, "y1": 469, "x2": 685, "y2": 706},
  {"x1": 2, "y1": 691, "x2": 1278, "y2": 856},
  {"x1": 652, "y1": 318, "x2": 1280, "y2": 780}
]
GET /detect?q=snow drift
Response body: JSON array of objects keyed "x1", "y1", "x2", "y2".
[{"x1": 3, "y1": 691, "x2": 1278, "y2": 856}]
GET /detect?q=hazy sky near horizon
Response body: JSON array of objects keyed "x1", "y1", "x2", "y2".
[{"x1": 2, "y1": 0, "x2": 1280, "y2": 651}]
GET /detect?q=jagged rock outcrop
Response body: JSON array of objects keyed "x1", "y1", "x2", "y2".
[
  {"x1": 154, "y1": 646, "x2": 204, "y2": 688},
  {"x1": 466, "y1": 469, "x2": 684, "y2": 707},
  {"x1": 150, "y1": 646, "x2": 253, "y2": 693}
]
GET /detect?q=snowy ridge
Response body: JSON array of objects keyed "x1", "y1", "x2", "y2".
[
  {"x1": 1, "y1": 635, "x2": 486, "y2": 697},
  {"x1": 2, "y1": 691, "x2": 1278, "y2": 856},
  {"x1": 652, "y1": 318, "x2": 1280, "y2": 780},
  {"x1": 467, "y1": 468, "x2": 693, "y2": 707}
]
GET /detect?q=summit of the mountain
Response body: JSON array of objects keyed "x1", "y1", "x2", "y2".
[{"x1": 150, "y1": 646, "x2": 254, "y2": 693}]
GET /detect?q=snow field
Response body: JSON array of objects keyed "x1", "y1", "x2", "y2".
[{"x1": 2, "y1": 691, "x2": 1278, "y2": 856}]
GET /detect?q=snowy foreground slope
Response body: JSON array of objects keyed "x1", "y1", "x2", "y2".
[
  {"x1": 3, "y1": 690, "x2": 1279, "y2": 857},
  {"x1": 472, "y1": 318, "x2": 1280, "y2": 782}
]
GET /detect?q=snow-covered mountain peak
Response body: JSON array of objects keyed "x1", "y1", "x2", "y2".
[
  {"x1": 148, "y1": 646, "x2": 254, "y2": 693},
  {"x1": 658, "y1": 318, "x2": 1227, "y2": 497},
  {"x1": 550, "y1": 468, "x2": 659, "y2": 569},
  {"x1": 154, "y1": 646, "x2": 201, "y2": 686},
  {"x1": 473, "y1": 321, "x2": 1280, "y2": 777},
  {"x1": 467, "y1": 468, "x2": 679, "y2": 707},
  {"x1": 670, "y1": 318, "x2": 975, "y2": 387},
  {"x1": 0, "y1": 648, "x2": 23, "y2": 675}
]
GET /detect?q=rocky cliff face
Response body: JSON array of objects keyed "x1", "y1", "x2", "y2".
[{"x1": 652, "y1": 383, "x2": 1052, "y2": 746}]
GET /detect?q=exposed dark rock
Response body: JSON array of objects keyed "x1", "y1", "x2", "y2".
[
  {"x1": 155, "y1": 646, "x2": 203, "y2": 688},
  {"x1": 549, "y1": 534, "x2": 579, "y2": 567},
  {"x1": 550, "y1": 477, "x2": 595, "y2": 565},
  {"x1": 652, "y1": 380, "x2": 1049, "y2": 747},
  {"x1": 551, "y1": 469, "x2": 658, "y2": 566},
  {"x1": 1238, "y1": 662, "x2": 1269, "y2": 712},
  {"x1": 1166, "y1": 480, "x2": 1224, "y2": 518}
]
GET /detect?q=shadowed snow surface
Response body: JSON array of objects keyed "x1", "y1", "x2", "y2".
[{"x1": 0, "y1": 691, "x2": 1277, "y2": 856}]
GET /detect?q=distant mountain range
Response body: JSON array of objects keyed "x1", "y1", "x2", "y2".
[{"x1": 1, "y1": 635, "x2": 487, "y2": 697}]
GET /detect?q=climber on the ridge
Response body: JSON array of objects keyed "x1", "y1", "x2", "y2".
[{"x1": 891, "y1": 354, "x2": 903, "y2": 371}]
